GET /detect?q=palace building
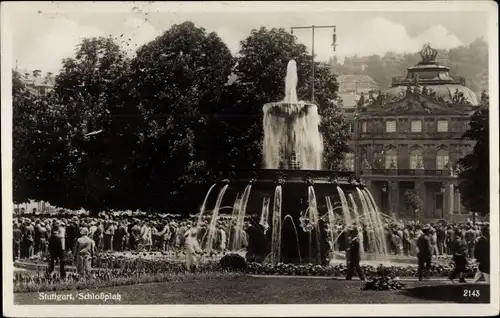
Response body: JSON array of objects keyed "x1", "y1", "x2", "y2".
[{"x1": 347, "y1": 45, "x2": 482, "y2": 222}]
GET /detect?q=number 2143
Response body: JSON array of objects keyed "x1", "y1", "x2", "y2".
[{"x1": 464, "y1": 289, "x2": 480, "y2": 297}]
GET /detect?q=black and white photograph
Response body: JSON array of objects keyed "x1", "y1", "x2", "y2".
[{"x1": 2, "y1": 1, "x2": 498, "y2": 317}]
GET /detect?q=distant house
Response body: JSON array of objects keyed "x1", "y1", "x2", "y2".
[{"x1": 15, "y1": 69, "x2": 56, "y2": 96}]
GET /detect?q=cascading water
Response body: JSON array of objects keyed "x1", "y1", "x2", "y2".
[
  {"x1": 196, "y1": 183, "x2": 216, "y2": 229},
  {"x1": 205, "y1": 184, "x2": 229, "y2": 252},
  {"x1": 325, "y1": 196, "x2": 336, "y2": 259},
  {"x1": 356, "y1": 187, "x2": 379, "y2": 254},
  {"x1": 363, "y1": 189, "x2": 389, "y2": 258},
  {"x1": 262, "y1": 60, "x2": 323, "y2": 170},
  {"x1": 306, "y1": 186, "x2": 322, "y2": 263},
  {"x1": 348, "y1": 193, "x2": 364, "y2": 253},
  {"x1": 270, "y1": 185, "x2": 282, "y2": 264},
  {"x1": 336, "y1": 187, "x2": 352, "y2": 227},
  {"x1": 227, "y1": 193, "x2": 242, "y2": 251},
  {"x1": 259, "y1": 196, "x2": 271, "y2": 234},
  {"x1": 232, "y1": 185, "x2": 252, "y2": 251},
  {"x1": 282, "y1": 214, "x2": 302, "y2": 264}
]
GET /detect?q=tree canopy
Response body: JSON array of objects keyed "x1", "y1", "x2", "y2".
[
  {"x1": 12, "y1": 23, "x2": 349, "y2": 213},
  {"x1": 458, "y1": 92, "x2": 489, "y2": 216}
]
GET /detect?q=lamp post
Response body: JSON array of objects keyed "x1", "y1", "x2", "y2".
[{"x1": 291, "y1": 25, "x2": 337, "y2": 103}]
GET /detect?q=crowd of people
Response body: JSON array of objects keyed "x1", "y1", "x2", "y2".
[
  {"x1": 12, "y1": 210, "x2": 248, "y2": 277},
  {"x1": 12, "y1": 208, "x2": 489, "y2": 283}
]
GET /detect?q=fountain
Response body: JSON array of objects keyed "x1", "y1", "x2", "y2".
[{"x1": 198, "y1": 59, "x2": 404, "y2": 265}]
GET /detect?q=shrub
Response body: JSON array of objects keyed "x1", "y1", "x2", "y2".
[{"x1": 220, "y1": 253, "x2": 247, "y2": 271}]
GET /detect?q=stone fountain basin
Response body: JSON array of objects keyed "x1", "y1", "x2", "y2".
[{"x1": 219, "y1": 169, "x2": 357, "y2": 185}]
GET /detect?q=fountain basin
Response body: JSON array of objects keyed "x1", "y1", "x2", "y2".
[{"x1": 218, "y1": 169, "x2": 360, "y2": 186}]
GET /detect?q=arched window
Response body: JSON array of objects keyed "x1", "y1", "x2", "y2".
[
  {"x1": 409, "y1": 147, "x2": 424, "y2": 169},
  {"x1": 384, "y1": 148, "x2": 398, "y2": 169},
  {"x1": 436, "y1": 148, "x2": 449, "y2": 170},
  {"x1": 344, "y1": 153, "x2": 355, "y2": 171}
]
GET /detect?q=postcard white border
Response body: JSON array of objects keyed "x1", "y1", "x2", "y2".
[{"x1": 2, "y1": 1, "x2": 498, "y2": 317}]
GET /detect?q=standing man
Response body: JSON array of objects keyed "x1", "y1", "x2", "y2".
[
  {"x1": 47, "y1": 226, "x2": 66, "y2": 279},
  {"x1": 437, "y1": 225, "x2": 446, "y2": 256},
  {"x1": 464, "y1": 225, "x2": 476, "y2": 258},
  {"x1": 13, "y1": 223, "x2": 22, "y2": 260},
  {"x1": 74, "y1": 228, "x2": 96, "y2": 278},
  {"x1": 345, "y1": 227, "x2": 366, "y2": 281},
  {"x1": 416, "y1": 226, "x2": 432, "y2": 281},
  {"x1": 473, "y1": 226, "x2": 490, "y2": 283},
  {"x1": 449, "y1": 233, "x2": 468, "y2": 283}
]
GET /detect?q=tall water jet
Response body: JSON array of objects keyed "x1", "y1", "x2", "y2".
[
  {"x1": 259, "y1": 196, "x2": 271, "y2": 234},
  {"x1": 262, "y1": 60, "x2": 323, "y2": 170},
  {"x1": 232, "y1": 185, "x2": 252, "y2": 251},
  {"x1": 337, "y1": 187, "x2": 352, "y2": 227},
  {"x1": 227, "y1": 193, "x2": 242, "y2": 251},
  {"x1": 205, "y1": 184, "x2": 229, "y2": 252},
  {"x1": 282, "y1": 214, "x2": 302, "y2": 264},
  {"x1": 196, "y1": 183, "x2": 216, "y2": 229},
  {"x1": 270, "y1": 185, "x2": 283, "y2": 264},
  {"x1": 348, "y1": 193, "x2": 364, "y2": 253},
  {"x1": 325, "y1": 196, "x2": 336, "y2": 257},
  {"x1": 363, "y1": 189, "x2": 389, "y2": 257},
  {"x1": 356, "y1": 187, "x2": 378, "y2": 254},
  {"x1": 306, "y1": 186, "x2": 322, "y2": 263}
]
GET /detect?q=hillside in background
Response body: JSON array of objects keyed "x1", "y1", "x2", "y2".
[{"x1": 329, "y1": 37, "x2": 488, "y2": 93}]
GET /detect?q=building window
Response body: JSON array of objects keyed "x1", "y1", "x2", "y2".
[
  {"x1": 348, "y1": 120, "x2": 354, "y2": 133},
  {"x1": 437, "y1": 120, "x2": 449, "y2": 132},
  {"x1": 436, "y1": 149, "x2": 449, "y2": 170},
  {"x1": 361, "y1": 121, "x2": 367, "y2": 133},
  {"x1": 344, "y1": 153, "x2": 355, "y2": 171},
  {"x1": 385, "y1": 120, "x2": 396, "y2": 133},
  {"x1": 410, "y1": 120, "x2": 422, "y2": 132},
  {"x1": 384, "y1": 148, "x2": 398, "y2": 169},
  {"x1": 409, "y1": 147, "x2": 424, "y2": 169}
]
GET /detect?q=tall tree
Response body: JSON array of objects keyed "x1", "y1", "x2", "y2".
[
  {"x1": 128, "y1": 21, "x2": 234, "y2": 213},
  {"x1": 50, "y1": 36, "x2": 131, "y2": 212},
  {"x1": 211, "y1": 27, "x2": 349, "y2": 172},
  {"x1": 12, "y1": 70, "x2": 41, "y2": 203},
  {"x1": 458, "y1": 92, "x2": 489, "y2": 216}
]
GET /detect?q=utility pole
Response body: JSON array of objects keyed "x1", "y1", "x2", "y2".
[{"x1": 291, "y1": 25, "x2": 337, "y2": 103}]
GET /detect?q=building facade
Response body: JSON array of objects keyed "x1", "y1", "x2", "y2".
[
  {"x1": 16, "y1": 69, "x2": 56, "y2": 96},
  {"x1": 346, "y1": 45, "x2": 481, "y2": 222}
]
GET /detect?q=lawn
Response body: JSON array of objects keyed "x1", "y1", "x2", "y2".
[{"x1": 14, "y1": 276, "x2": 490, "y2": 305}]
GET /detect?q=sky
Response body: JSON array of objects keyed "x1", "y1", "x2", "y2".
[{"x1": 5, "y1": 2, "x2": 492, "y2": 73}]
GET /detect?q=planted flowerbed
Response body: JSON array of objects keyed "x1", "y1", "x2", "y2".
[
  {"x1": 14, "y1": 253, "x2": 479, "y2": 294},
  {"x1": 244, "y1": 261, "x2": 478, "y2": 278}
]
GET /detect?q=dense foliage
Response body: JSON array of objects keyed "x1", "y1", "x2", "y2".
[
  {"x1": 458, "y1": 92, "x2": 489, "y2": 216},
  {"x1": 12, "y1": 22, "x2": 349, "y2": 213}
]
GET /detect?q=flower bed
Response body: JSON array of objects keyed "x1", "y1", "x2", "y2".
[
  {"x1": 14, "y1": 254, "x2": 479, "y2": 293},
  {"x1": 244, "y1": 261, "x2": 477, "y2": 278}
]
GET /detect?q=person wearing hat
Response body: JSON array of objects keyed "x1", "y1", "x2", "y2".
[
  {"x1": 23, "y1": 219, "x2": 35, "y2": 259},
  {"x1": 184, "y1": 228, "x2": 202, "y2": 272},
  {"x1": 449, "y1": 232, "x2": 468, "y2": 283},
  {"x1": 345, "y1": 227, "x2": 365, "y2": 281},
  {"x1": 66, "y1": 217, "x2": 80, "y2": 253},
  {"x1": 39, "y1": 222, "x2": 48, "y2": 258},
  {"x1": 47, "y1": 225, "x2": 66, "y2": 279},
  {"x1": 13, "y1": 222, "x2": 23, "y2": 260},
  {"x1": 473, "y1": 226, "x2": 490, "y2": 283},
  {"x1": 73, "y1": 227, "x2": 96, "y2": 278},
  {"x1": 416, "y1": 225, "x2": 432, "y2": 281},
  {"x1": 114, "y1": 221, "x2": 127, "y2": 251},
  {"x1": 103, "y1": 220, "x2": 114, "y2": 251}
]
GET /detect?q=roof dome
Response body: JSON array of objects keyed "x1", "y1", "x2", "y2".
[
  {"x1": 384, "y1": 84, "x2": 479, "y2": 105},
  {"x1": 382, "y1": 44, "x2": 479, "y2": 106}
]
